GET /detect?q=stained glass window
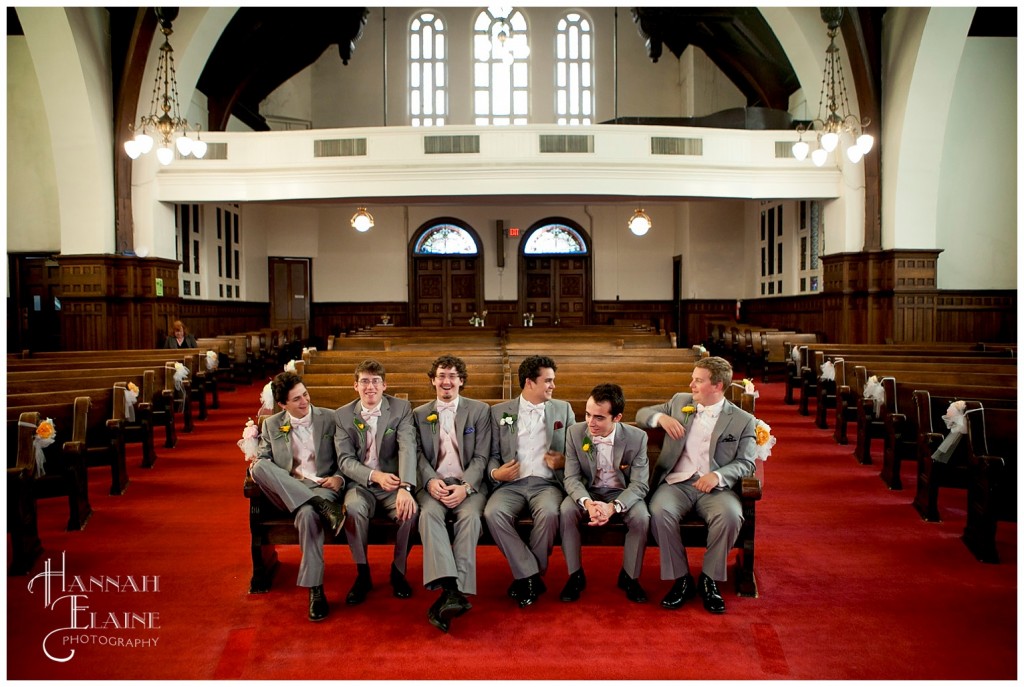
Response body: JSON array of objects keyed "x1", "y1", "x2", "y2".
[
  {"x1": 523, "y1": 224, "x2": 587, "y2": 254},
  {"x1": 415, "y1": 224, "x2": 479, "y2": 254}
]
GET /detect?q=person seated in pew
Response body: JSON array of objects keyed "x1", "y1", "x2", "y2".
[
  {"x1": 413, "y1": 355, "x2": 492, "y2": 633},
  {"x1": 559, "y1": 383, "x2": 651, "y2": 604},
  {"x1": 636, "y1": 356, "x2": 756, "y2": 614},
  {"x1": 484, "y1": 355, "x2": 575, "y2": 608},
  {"x1": 248, "y1": 371, "x2": 347, "y2": 622},
  {"x1": 164, "y1": 319, "x2": 198, "y2": 349},
  {"x1": 334, "y1": 359, "x2": 418, "y2": 605}
]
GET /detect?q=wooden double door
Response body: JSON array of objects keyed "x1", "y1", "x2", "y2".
[
  {"x1": 412, "y1": 256, "x2": 482, "y2": 327},
  {"x1": 521, "y1": 255, "x2": 590, "y2": 327}
]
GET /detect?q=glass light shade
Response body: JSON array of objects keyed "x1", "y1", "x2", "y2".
[
  {"x1": 156, "y1": 145, "x2": 174, "y2": 166},
  {"x1": 175, "y1": 135, "x2": 193, "y2": 157},
  {"x1": 811, "y1": 148, "x2": 828, "y2": 167},
  {"x1": 628, "y1": 210, "x2": 652, "y2": 236},
  {"x1": 846, "y1": 145, "x2": 864, "y2": 163},
  {"x1": 135, "y1": 133, "x2": 154, "y2": 154},
  {"x1": 792, "y1": 140, "x2": 810, "y2": 161},
  {"x1": 191, "y1": 139, "x2": 208, "y2": 159},
  {"x1": 124, "y1": 139, "x2": 142, "y2": 159},
  {"x1": 820, "y1": 131, "x2": 839, "y2": 152},
  {"x1": 351, "y1": 208, "x2": 374, "y2": 232},
  {"x1": 857, "y1": 133, "x2": 874, "y2": 154}
]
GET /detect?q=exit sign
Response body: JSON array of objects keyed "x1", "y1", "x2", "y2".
[{"x1": 508, "y1": 226, "x2": 520, "y2": 237}]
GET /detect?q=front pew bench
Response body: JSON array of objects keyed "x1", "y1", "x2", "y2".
[{"x1": 243, "y1": 426, "x2": 763, "y2": 598}]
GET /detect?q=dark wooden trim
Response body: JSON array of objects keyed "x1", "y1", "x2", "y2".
[{"x1": 113, "y1": 9, "x2": 157, "y2": 256}]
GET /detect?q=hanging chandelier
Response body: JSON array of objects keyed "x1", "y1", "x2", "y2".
[
  {"x1": 124, "y1": 8, "x2": 206, "y2": 165},
  {"x1": 792, "y1": 8, "x2": 873, "y2": 166}
]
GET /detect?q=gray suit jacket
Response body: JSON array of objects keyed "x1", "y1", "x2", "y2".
[
  {"x1": 635, "y1": 392, "x2": 756, "y2": 490},
  {"x1": 256, "y1": 405, "x2": 341, "y2": 479},
  {"x1": 413, "y1": 396, "x2": 492, "y2": 494},
  {"x1": 334, "y1": 394, "x2": 417, "y2": 487},
  {"x1": 563, "y1": 421, "x2": 649, "y2": 511},
  {"x1": 488, "y1": 397, "x2": 575, "y2": 487}
]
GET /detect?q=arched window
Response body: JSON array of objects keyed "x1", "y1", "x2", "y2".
[
  {"x1": 555, "y1": 12, "x2": 593, "y2": 125},
  {"x1": 413, "y1": 223, "x2": 480, "y2": 255},
  {"x1": 410, "y1": 12, "x2": 447, "y2": 126},
  {"x1": 522, "y1": 223, "x2": 588, "y2": 254},
  {"x1": 473, "y1": 7, "x2": 530, "y2": 125}
]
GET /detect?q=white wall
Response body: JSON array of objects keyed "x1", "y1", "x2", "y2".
[
  {"x1": 935, "y1": 37, "x2": 1016, "y2": 289},
  {"x1": 681, "y1": 201, "x2": 748, "y2": 300},
  {"x1": 6, "y1": 36, "x2": 61, "y2": 253}
]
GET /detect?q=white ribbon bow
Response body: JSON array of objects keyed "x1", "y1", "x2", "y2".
[
  {"x1": 205, "y1": 350, "x2": 219, "y2": 371},
  {"x1": 284, "y1": 359, "x2": 298, "y2": 373},
  {"x1": 932, "y1": 400, "x2": 974, "y2": 464},
  {"x1": 863, "y1": 376, "x2": 885, "y2": 407},
  {"x1": 173, "y1": 362, "x2": 190, "y2": 391},
  {"x1": 260, "y1": 381, "x2": 275, "y2": 411},
  {"x1": 123, "y1": 385, "x2": 139, "y2": 422},
  {"x1": 820, "y1": 361, "x2": 835, "y2": 381}
]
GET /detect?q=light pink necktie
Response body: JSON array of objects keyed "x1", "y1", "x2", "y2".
[{"x1": 361, "y1": 407, "x2": 381, "y2": 469}]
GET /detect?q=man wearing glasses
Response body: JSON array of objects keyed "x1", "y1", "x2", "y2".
[{"x1": 335, "y1": 359, "x2": 418, "y2": 605}]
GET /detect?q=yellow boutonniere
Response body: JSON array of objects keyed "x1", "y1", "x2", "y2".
[
  {"x1": 426, "y1": 413, "x2": 439, "y2": 433},
  {"x1": 681, "y1": 405, "x2": 696, "y2": 415},
  {"x1": 276, "y1": 423, "x2": 291, "y2": 440},
  {"x1": 581, "y1": 435, "x2": 594, "y2": 459}
]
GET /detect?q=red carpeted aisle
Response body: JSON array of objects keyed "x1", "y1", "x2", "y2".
[{"x1": 6, "y1": 375, "x2": 1017, "y2": 680}]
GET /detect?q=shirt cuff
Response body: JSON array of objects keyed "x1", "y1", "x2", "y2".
[
  {"x1": 713, "y1": 471, "x2": 724, "y2": 487},
  {"x1": 649, "y1": 412, "x2": 665, "y2": 428},
  {"x1": 578, "y1": 497, "x2": 591, "y2": 508}
]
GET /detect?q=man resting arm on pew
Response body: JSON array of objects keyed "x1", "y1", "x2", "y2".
[
  {"x1": 248, "y1": 372, "x2": 347, "y2": 621},
  {"x1": 636, "y1": 356, "x2": 756, "y2": 615}
]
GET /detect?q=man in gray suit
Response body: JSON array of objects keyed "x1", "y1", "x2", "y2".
[
  {"x1": 485, "y1": 355, "x2": 575, "y2": 608},
  {"x1": 559, "y1": 383, "x2": 650, "y2": 603},
  {"x1": 636, "y1": 356, "x2": 756, "y2": 614},
  {"x1": 249, "y1": 371, "x2": 346, "y2": 621},
  {"x1": 413, "y1": 355, "x2": 492, "y2": 633},
  {"x1": 335, "y1": 359, "x2": 418, "y2": 605}
]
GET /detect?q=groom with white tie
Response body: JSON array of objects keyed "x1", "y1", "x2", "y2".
[{"x1": 485, "y1": 354, "x2": 575, "y2": 608}]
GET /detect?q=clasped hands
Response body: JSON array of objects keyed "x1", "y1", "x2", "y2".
[
  {"x1": 427, "y1": 477, "x2": 468, "y2": 508},
  {"x1": 584, "y1": 499, "x2": 614, "y2": 526}
]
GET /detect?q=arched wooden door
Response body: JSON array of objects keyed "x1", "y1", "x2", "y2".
[
  {"x1": 409, "y1": 218, "x2": 484, "y2": 327},
  {"x1": 518, "y1": 219, "x2": 592, "y2": 326}
]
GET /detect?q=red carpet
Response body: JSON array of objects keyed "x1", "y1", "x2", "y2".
[{"x1": 6, "y1": 375, "x2": 1017, "y2": 679}]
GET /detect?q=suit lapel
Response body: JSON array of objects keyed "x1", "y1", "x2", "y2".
[
  {"x1": 507, "y1": 399, "x2": 521, "y2": 461},
  {"x1": 455, "y1": 402, "x2": 468, "y2": 467},
  {"x1": 429, "y1": 401, "x2": 441, "y2": 467}
]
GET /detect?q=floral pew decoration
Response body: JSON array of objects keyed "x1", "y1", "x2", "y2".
[
  {"x1": 205, "y1": 350, "x2": 219, "y2": 372},
  {"x1": 752, "y1": 417, "x2": 776, "y2": 484},
  {"x1": 863, "y1": 374, "x2": 885, "y2": 408},
  {"x1": 23, "y1": 417, "x2": 57, "y2": 476},
  {"x1": 931, "y1": 400, "x2": 982, "y2": 464},
  {"x1": 123, "y1": 381, "x2": 140, "y2": 422},
  {"x1": 173, "y1": 361, "x2": 190, "y2": 391},
  {"x1": 238, "y1": 418, "x2": 260, "y2": 467}
]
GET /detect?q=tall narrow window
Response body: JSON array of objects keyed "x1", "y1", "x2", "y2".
[
  {"x1": 474, "y1": 7, "x2": 529, "y2": 125},
  {"x1": 410, "y1": 12, "x2": 447, "y2": 127},
  {"x1": 759, "y1": 201, "x2": 785, "y2": 296},
  {"x1": 215, "y1": 204, "x2": 243, "y2": 300},
  {"x1": 175, "y1": 204, "x2": 202, "y2": 299},
  {"x1": 798, "y1": 200, "x2": 823, "y2": 293},
  {"x1": 555, "y1": 12, "x2": 593, "y2": 125}
]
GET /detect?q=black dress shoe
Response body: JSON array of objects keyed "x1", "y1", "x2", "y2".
[
  {"x1": 620, "y1": 576, "x2": 648, "y2": 603},
  {"x1": 559, "y1": 569, "x2": 586, "y2": 602},
  {"x1": 518, "y1": 574, "x2": 547, "y2": 608},
  {"x1": 346, "y1": 566, "x2": 373, "y2": 605},
  {"x1": 437, "y1": 589, "x2": 473, "y2": 621},
  {"x1": 660, "y1": 574, "x2": 697, "y2": 610},
  {"x1": 311, "y1": 497, "x2": 346, "y2": 537},
  {"x1": 390, "y1": 563, "x2": 413, "y2": 599},
  {"x1": 698, "y1": 573, "x2": 726, "y2": 614},
  {"x1": 507, "y1": 578, "x2": 527, "y2": 600},
  {"x1": 427, "y1": 594, "x2": 451, "y2": 633},
  {"x1": 308, "y1": 585, "x2": 329, "y2": 621}
]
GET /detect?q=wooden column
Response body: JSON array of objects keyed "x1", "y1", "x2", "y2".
[{"x1": 821, "y1": 249, "x2": 941, "y2": 344}]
